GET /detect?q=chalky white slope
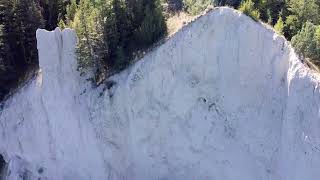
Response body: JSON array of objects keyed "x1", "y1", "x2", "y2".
[{"x1": 1, "y1": 7, "x2": 320, "y2": 180}]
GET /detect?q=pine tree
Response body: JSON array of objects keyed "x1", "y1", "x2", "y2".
[
  {"x1": 71, "y1": 0, "x2": 105, "y2": 76},
  {"x1": 214, "y1": 0, "x2": 242, "y2": 7},
  {"x1": 0, "y1": 0, "x2": 43, "y2": 100},
  {"x1": 274, "y1": 15, "x2": 284, "y2": 35},
  {"x1": 239, "y1": 0, "x2": 260, "y2": 21},
  {"x1": 183, "y1": 0, "x2": 212, "y2": 15},
  {"x1": 291, "y1": 22, "x2": 320, "y2": 64},
  {"x1": 15, "y1": 0, "x2": 44, "y2": 66},
  {"x1": 0, "y1": 22, "x2": 9, "y2": 98},
  {"x1": 135, "y1": 0, "x2": 166, "y2": 46},
  {"x1": 285, "y1": 0, "x2": 320, "y2": 39},
  {"x1": 253, "y1": 0, "x2": 286, "y2": 25},
  {"x1": 38, "y1": 0, "x2": 69, "y2": 30},
  {"x1": 101, "y1": 0, "x2": 127, "y2": 68},
  {"x1": 67, "y1": 0, "x2": 167, "y2": 79},
  {"x1": 66, "y1": 0, "x2": 77, "y2": 23}
]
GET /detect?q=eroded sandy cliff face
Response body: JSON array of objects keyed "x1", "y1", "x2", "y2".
[{"x1": 0, "y1": 7, "x2": 320, "y2": 180}]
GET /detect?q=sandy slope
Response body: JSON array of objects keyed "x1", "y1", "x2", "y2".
[{"x1": 1, "y1": 7, "x2": 320, "y2": 180}]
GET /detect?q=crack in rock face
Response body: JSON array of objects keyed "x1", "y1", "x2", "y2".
[
  {"x1": 0, "y1": 154, "x2": 6, "y2": 179},
  {"x1": 1, "y1": 7, "x2": 320, "y2": 180}
]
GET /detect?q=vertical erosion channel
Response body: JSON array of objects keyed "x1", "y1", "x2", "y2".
[{"x1": 0, "y1": 154, "x2": 6, "y2": 180}]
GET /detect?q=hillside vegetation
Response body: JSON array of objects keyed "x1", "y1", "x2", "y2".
[
  {"x1": 0, "y1": 0, "x2": 319, "y2": 100},
  {"x1": 184, "y1": 0, "x2": 320, "y2": 66},
  {"x1": 0, "y1": 0, "x2": 166, "y2": 99}
]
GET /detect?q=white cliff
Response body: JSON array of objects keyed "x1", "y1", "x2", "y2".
[{"x1": 1, "y1": 7, "x2": 320, "y2": 180}]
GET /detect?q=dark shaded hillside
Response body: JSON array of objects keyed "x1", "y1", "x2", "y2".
[{"x1": 0, "y1": 0, "x2": 43, "y2": 100}]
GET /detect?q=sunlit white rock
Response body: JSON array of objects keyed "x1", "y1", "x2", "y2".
[{"x1": 1, "y1": 7, "x2": 320, "y2": 180}]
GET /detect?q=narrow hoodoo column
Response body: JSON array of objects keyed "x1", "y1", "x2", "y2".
[
  {"x1": 36, "y1": 28, "x2": 78, "y2": 87},
  {"x1": 36, "y1": 28, "x2": 62, "y2": 77}
]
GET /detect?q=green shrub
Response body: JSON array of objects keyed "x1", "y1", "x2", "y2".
[
  {"x1": 183, "y1": 0, "x2": 212, "y2": 15},
  {"x1": 274, "y1": 16, "x2": 284, "y2": 35},
  {"x1": 58, "y1": 19, "x2": 66, "y2": 29},
  {"x1": 291, "y1": 22, "x2": 320, "y2": 64},
  {"x1": 214, "y1": 0, "x2": 242, "y2": 8},
  {"x1": 239, "y1": 0, "x2": 260, "y2": 21},
  {"x1": 284, "y1": 0, "x2": 320, "y2": 39}
]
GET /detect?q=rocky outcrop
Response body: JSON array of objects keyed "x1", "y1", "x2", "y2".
[
  {"x1": 0, "y1": 28, "x2": 106, "y2": 180},
  {"x1": 0, "y1": 7, "x2": 320, "y2": 180}
]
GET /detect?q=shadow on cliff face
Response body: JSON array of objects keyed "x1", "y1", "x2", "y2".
[{"x1": 0, "y1": 154, "x2": 6, "y2": 179}]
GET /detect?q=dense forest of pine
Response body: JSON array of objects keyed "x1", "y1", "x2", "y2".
[
  {"x1": 0, "y1": 0, "x2": 319, "y2": 100},
  {"x1": 0, "y1": 0, "x2": 166, "y2": 99}
]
